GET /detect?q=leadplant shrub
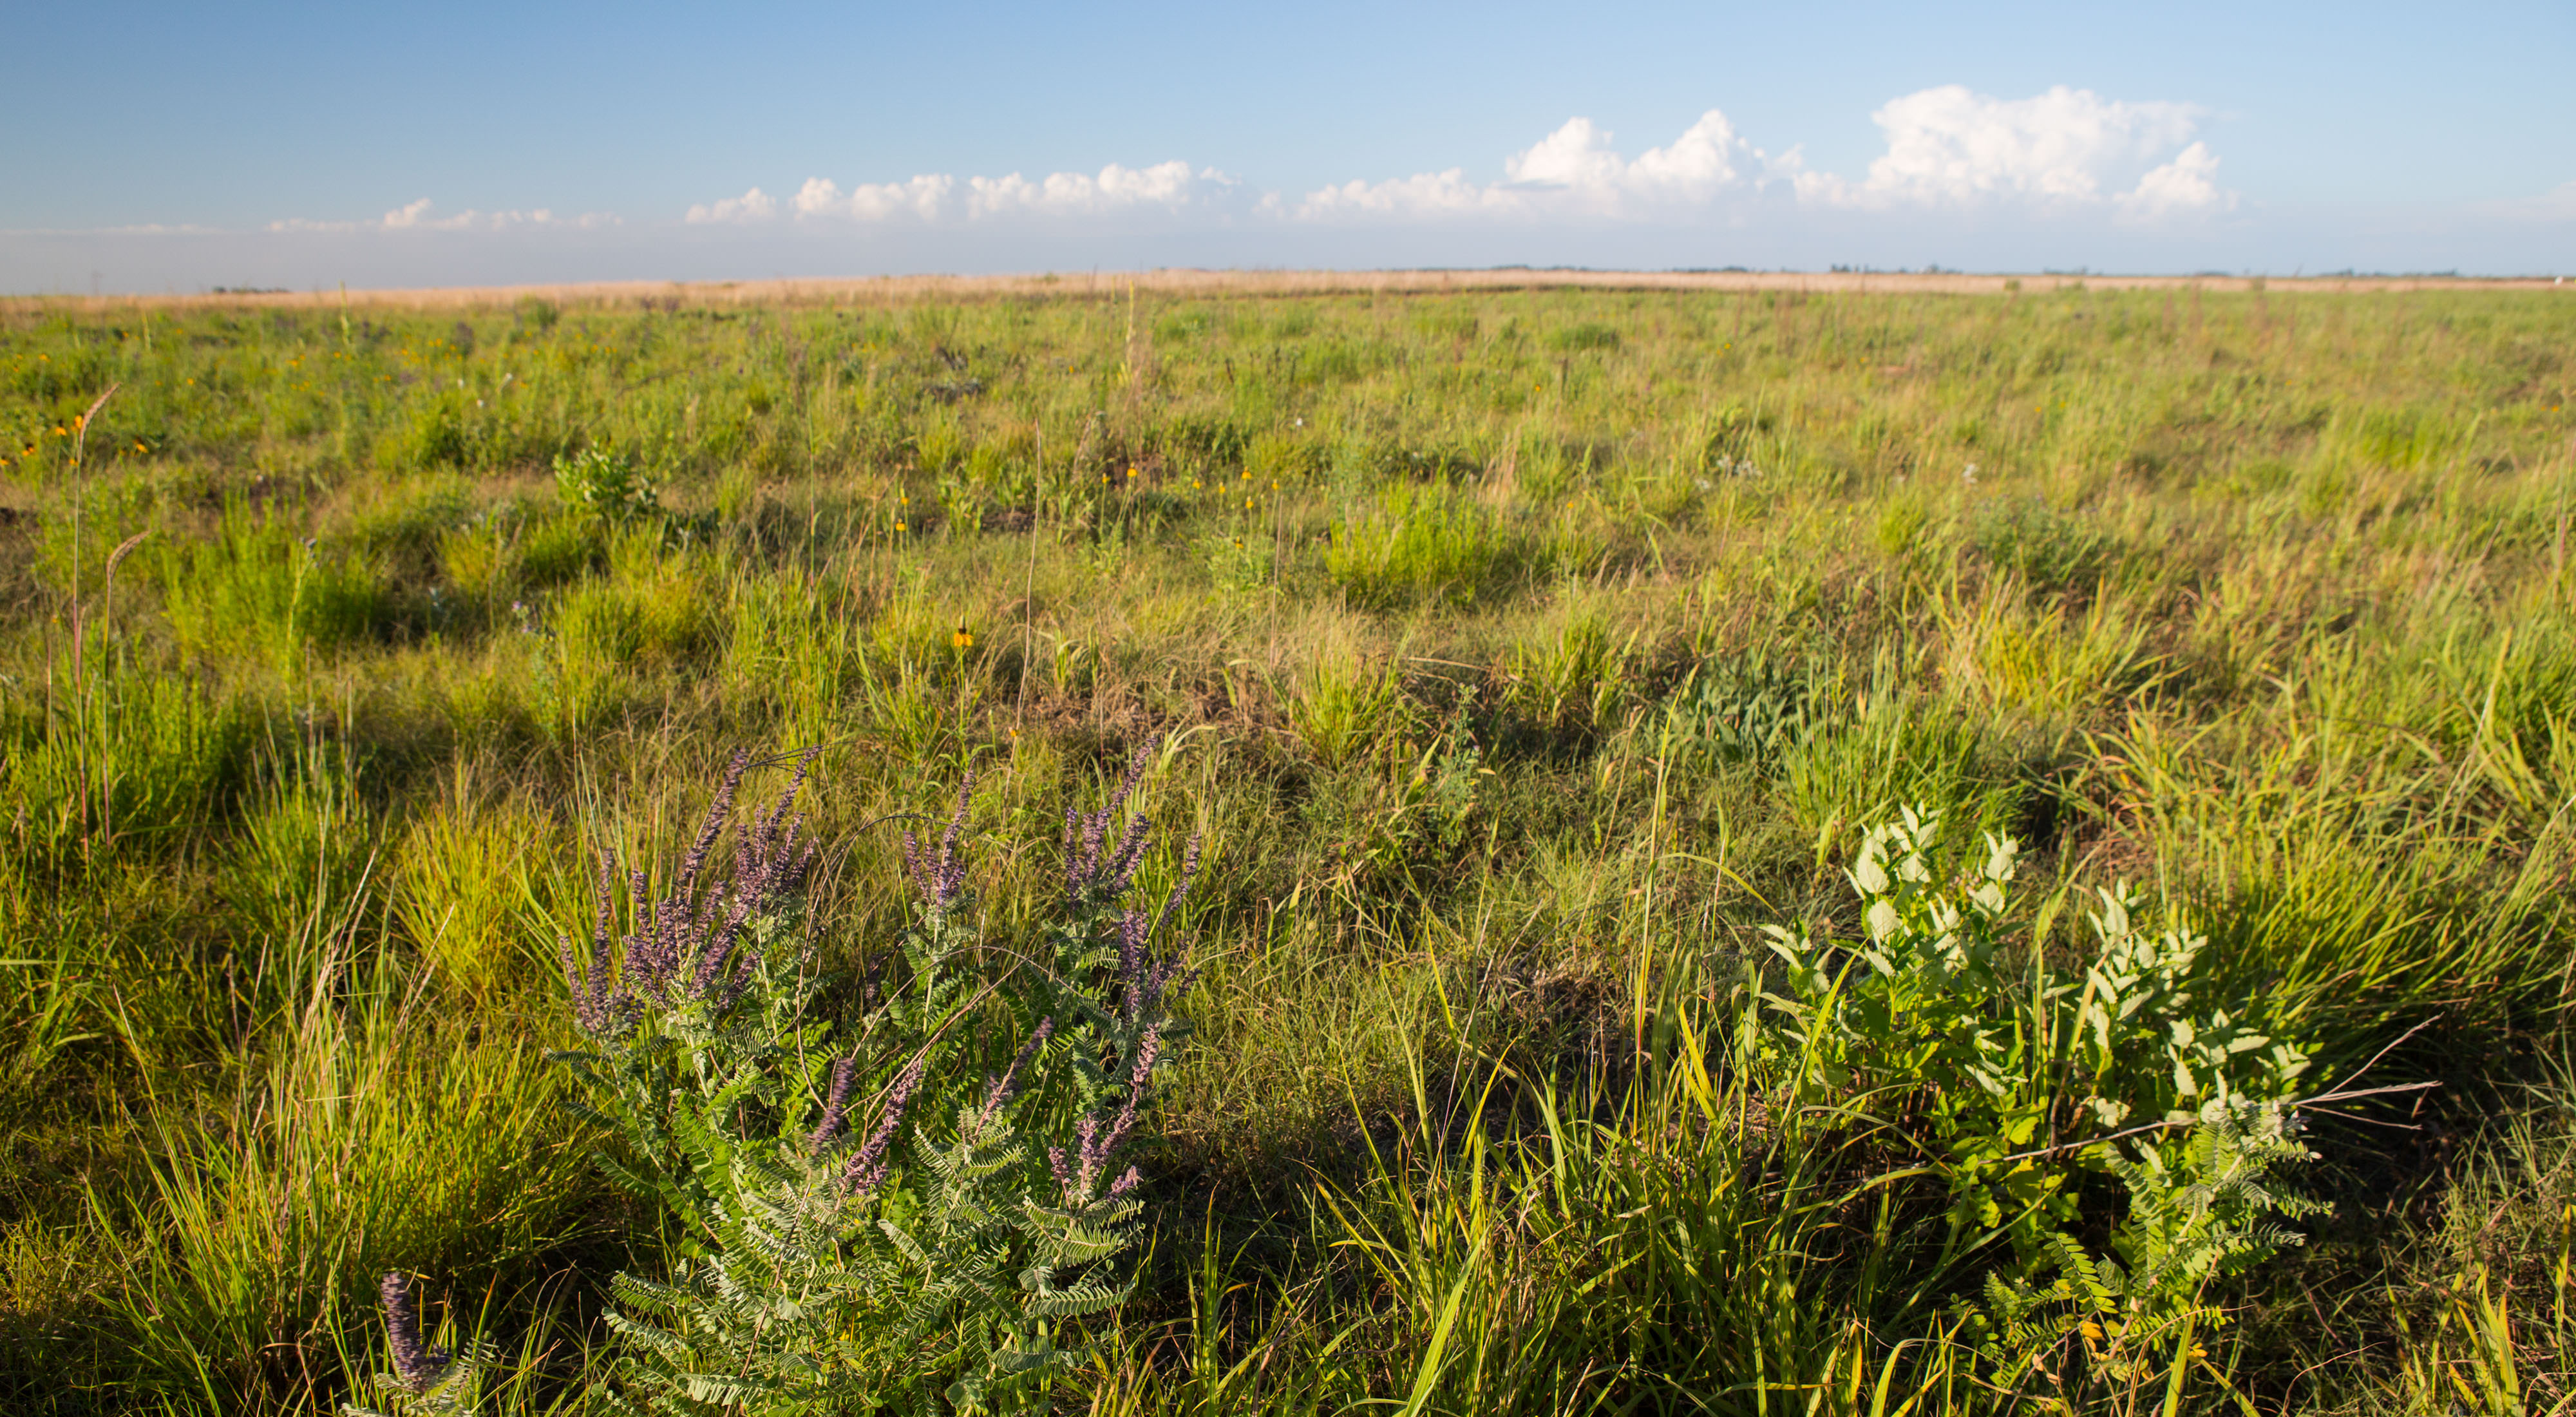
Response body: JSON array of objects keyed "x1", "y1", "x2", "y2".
[
  {"x1": 1762, "y1": 809, "x2": 2325, "y2": 1398},
  {"x1": 363, "y1": 745, "x2": 1196, "y2": 1416}
]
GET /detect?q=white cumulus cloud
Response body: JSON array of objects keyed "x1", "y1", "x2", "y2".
[
  {"x1": 271, "y1": 199, "x2": 615, "y2": 233},
  {"x1": 685, "y1": 187, "x2": 779, "y2": 225},
  {"x1": 1298, "y1": 110, "x2": 1757, "y2": 221},
  {"x1": 699, "y1": 161, "x2": 1232, "y2": 224},
  {"x1": 1794, "y1": 85, "x2": 2227, "y2": 216},
  {"x1": 2119, "y1": 142, "x2": 2226, "y2": 220}
]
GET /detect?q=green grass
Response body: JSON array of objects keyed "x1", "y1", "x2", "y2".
[{"x1": 2, "y1": 280, "x2": 2573, "y2": 1412}]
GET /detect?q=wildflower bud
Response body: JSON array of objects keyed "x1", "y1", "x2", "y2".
[
  {"x1": 810, "y1": 1056, "x2": 858, "y2": 1146},
  {"x1": 981, "y1": 1018, "x2": 1054, "y2": 1118},
  {"x1": 379, "y1": 1273, "x2": 453, "y2": 1395}
]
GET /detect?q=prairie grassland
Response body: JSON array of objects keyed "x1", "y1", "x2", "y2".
[{"x1": 1, "y1": 281, "x2": 2573, "y2": 1414}]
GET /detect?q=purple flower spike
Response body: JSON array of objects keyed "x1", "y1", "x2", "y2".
[
  {"x1": 905, "y1": 775, "x2": 976, "y2": 912},
  {"x1": 379, "y1": 1272, "x2": 452, "y2": 1395},
  {"x1": 981, "y1": 1018, "x2": 1055, "y2": 1120},
  {"x1": 810, "y1": 1056, "x2": 857, "y2": 1146},
  {"x1": 1060, "y1": 1025, "x2": 1163, "y2": 1203},
  {"x1": 558, "y1": 747, "x2": 821, "y2": 1033},
  {"x1": 1065, "y1": 738, "x2": 1160, "y2": 908},
  {"x1": 842, "y1": 1052, "x2": 927, "y2": 1199}
]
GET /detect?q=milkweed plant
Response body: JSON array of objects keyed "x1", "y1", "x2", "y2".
[
  {"x1": 355, "y1": 741, "x2": 1197, "y2": 1417},
  {"x1": 1762, "y1": 808, "x2": 2327, "y2": 1403}
]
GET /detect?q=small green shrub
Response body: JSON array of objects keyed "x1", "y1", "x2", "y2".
[
  {"x1": 1505, "y1": 616, "x2": 1627, "y2": 748},
  {"x1": 1, "y1": 662, "x2": 247, "y2": 867},
  {"x1": 365, "y1": 746, "x2": 1199, "y2": 1414},
  {"x1": 1783, "y1": 690, "x2": 2015, "y2": 858},
  {"x1": 1763, "y1": 810, "x2": 2325, "y2": 1405},
  {"x1": 512, "y1": 297, "x2": 560, "y2": 334},
  {"x1": 513, "y1": 513, "x2": 604, "y2": 589},
  {"x1": 111, "y1": 1006, "x2": 585, "y2": 1414},
  {"x1": 1287, "y1": 658, "x2": 1406, "y2": 771},
  {"x1": 554, "y1": 446, "x2": 661, "y2": 526}
]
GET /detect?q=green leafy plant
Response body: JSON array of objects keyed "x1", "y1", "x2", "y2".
[
  {"x1": 554, "y1": 446, "x2": 663, "y2": 526},
  {"x1": 1664, "y1": 647, "x2": 1825, "y2": 771},
  {"x1": 549, "y1": 746, "x2": 1189, "y2": 1416},
  {"x1": 1762, "y1": 809, "x2": 2325, "y2": 1405}
]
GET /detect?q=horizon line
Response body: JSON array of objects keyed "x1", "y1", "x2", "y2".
[{"x1": 6, "y1": 265, "x2": 2566, "y2": 309}]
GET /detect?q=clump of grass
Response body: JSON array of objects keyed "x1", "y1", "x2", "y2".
[
  {"x1": 1323, "y1": 483, "x2": 1537, "y2": 609},
  {"x1": 93, "y1": 988, "x2": 589, "y2": 1413},
  {"x1": 393, "y1": 780, "x2": 580, "y2": 1000}
]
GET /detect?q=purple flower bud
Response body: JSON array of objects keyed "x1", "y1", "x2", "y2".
[
  {"x1": 810, "y1": 1056, "x2": 857, "y2": 1146},
  {"x1": 980, "y1": 1018, "x2": 1054, "y2": 1119}
]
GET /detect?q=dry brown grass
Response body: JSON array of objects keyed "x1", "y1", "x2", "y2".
[{"x1": 8, "y1": 266, "x2": 2563, "y2": 316}]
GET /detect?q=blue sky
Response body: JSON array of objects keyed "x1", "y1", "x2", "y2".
[{"x1": 6, "y1": 1, "x2": 2571, "y2": 292}]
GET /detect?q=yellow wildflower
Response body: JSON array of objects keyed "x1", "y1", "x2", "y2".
[{"x1": 952, "y1": 625, "x2": 974, "y2": 649}]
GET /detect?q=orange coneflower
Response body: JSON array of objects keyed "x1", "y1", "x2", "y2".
[{"x1": 952, "y1": 625, "x2": 974, "y2": 649}]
